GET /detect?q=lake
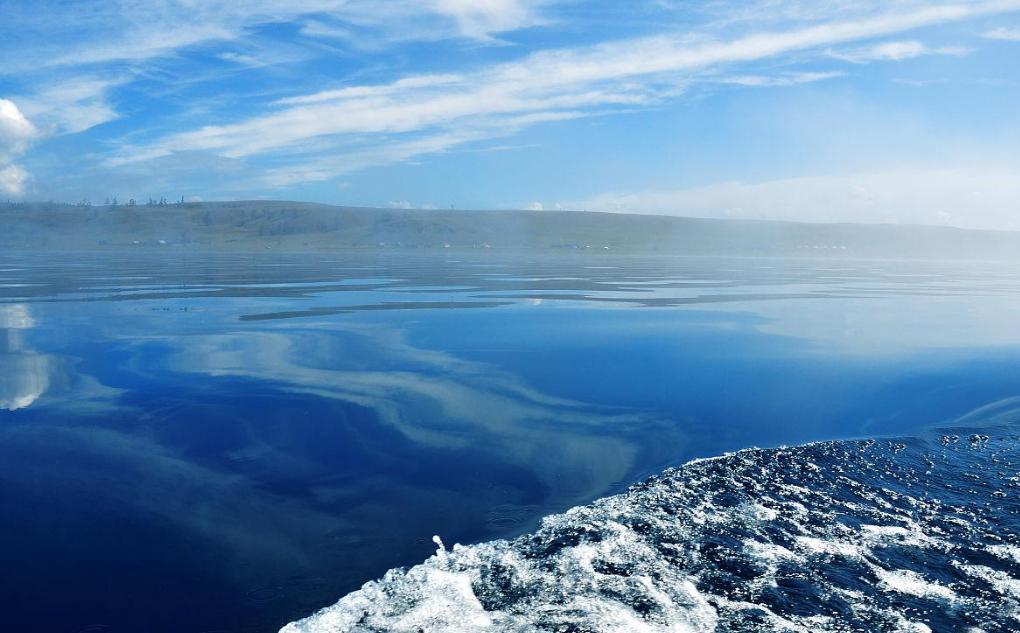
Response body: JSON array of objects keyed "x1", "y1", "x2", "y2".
[{"x1": 2, "y1": 251, "x2": 1020, "y2": 633}]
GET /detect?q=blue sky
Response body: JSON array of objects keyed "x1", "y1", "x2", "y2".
[{"x1": 1, "y1": 0, "x2": 1019, "y2": 228}]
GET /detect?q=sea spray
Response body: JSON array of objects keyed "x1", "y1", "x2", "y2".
[{"x1": 283, "y1": 428, "x2": 1020, "y2": 632}]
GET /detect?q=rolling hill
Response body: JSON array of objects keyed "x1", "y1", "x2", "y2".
[{"x1": 3, "y1": 200, "x2": 1019, "y2": 259}]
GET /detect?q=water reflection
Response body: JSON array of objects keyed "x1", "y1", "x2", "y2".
[
  {"x1": 0, "y1": 304, "x2": 50, "y2": 410},
  {"x1": 167, "y1": 323, "x2": 671, "y2": 505},
  {"x1": 2, "y1": 252, "x2": 1020, "y2": 633}
]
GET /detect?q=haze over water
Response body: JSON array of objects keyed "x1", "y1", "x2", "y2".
[{"x1": 2, "y1": 251, "x2": 1020, "y2": 632}]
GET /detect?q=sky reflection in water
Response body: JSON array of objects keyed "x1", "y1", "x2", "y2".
[{"x1": 2, "y1": 252, "x2": 1020, "y2": 633}]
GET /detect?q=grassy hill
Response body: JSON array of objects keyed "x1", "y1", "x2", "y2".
[{"x1": 3, "y1": 199, "x2": 1020, "y2": 259}]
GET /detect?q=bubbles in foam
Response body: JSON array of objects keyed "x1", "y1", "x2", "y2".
[{"x1": 284, "y1": 431, "x2": 1020, "y2": 633}]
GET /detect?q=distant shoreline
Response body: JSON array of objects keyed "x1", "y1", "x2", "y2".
[{"x1": 4, "y1": 200, "x2": 1020, "y2": 259}]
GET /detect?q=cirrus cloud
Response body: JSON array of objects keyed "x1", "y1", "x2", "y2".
[
  {"x1": 829, "y1": 39, "x2": 971, "y2": 62},
  {"x1": 982, "y1": 26, "x2": 1020, "y2": 39},
  {"x1": 108, "y1": 0, "x2": 1020, "y2": 186}
]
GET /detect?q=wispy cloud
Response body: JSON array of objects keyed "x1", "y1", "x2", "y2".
[
  {"x1": 0, "y1": 77, "x2": 129, "y2": 197},
  {"x1": 982, "y1": 26, "x2": 1020, "y2": 39},
  {"x1": 829, "y1": 39, "x2": 971, "y2": 63},
  {"x1": 46, "y1": 25, "x2": 235, "y2": 69},
  {"x1": 4, "y1": 0, "x2": 1020, "y2": 206},
  {"x1": 256, "y1": 111, "x2": 585, "y2": 187},
  {"x1": 715, "y1": 70, "x2": 844, "y2": 86},
  {"x1": 432, "y1": 0, "x2": 547, "y2": 40},
  {"x1": 273, "y1": 74, "x2": 466, "y2": 106},
  {"x1": 892, "y1": 76, "x2": 951, "y2": 87},
  {"x1": 1, "y1": 0, "x2": 552, "y2": 74},
  {"x1": 296, "y1": 0, "x2": 549, "y2": 47},
  {"x1": 0, "y1": 1, "x2": 562, "y2": 170},
  {"x1": 105, "y1": 1, "x2": 1020, "y2": 187},
  {"x1": 14, "y1": 76, "x2": 128, "y2": 136}
]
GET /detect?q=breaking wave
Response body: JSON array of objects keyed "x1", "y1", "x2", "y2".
[{"x1": 282, "y1": 420, "x2": 1020, "y2": 633}]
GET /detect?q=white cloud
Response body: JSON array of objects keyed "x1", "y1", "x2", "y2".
[
  {"x1": 983, "y1": 26, "x2": 1020, "y2": 39},
  {"x1": 0, "y1": 164, "x2": 30, "y2": 197},
  {"x1": 527, "y1": 201, "x2": 544, "y2": 210},
  {"x1": 217, "y1": 51, "x2": 268, "y2": 67},
  {"x1": 254, "y1": 111, "x2": 584, "y2": 187},
  {"x1": 462, "y1": 142, "x2": 542, "y2": 153},
  {"x1": 570, "y1": 167, "x2": 1020, "y2": 230},
  {"x1": 7, "y1": 0, "x2": 1020, "y2": 198},
  {"x1": 715, "y1": 70, "x2": 844, "y2": 86},
  {"x1": 14, "y1": 77, "x2": 127, "y2": 135},
  {"x1": 0, "y1": 99, "x2": 37, "y2": 196},
  {"x1": 431, "y1": 0, "x2": 544, "y2": 40},
  {"x1": 46, "y1": 24, "x2": 235, "y2": 69},
  {"x1": 0, "y1": 99, "x2": 36, "y2": 160},
  {"x1": 298, "y1": 20, "x2": 357, "y2": 42},
  {"x1": 107, "y1": 0, "x2": 1020, "y2": 185},
  {"x1": 830, "y1": 39, "x2": 971, "y2": 63},
  {"x1": 296, "y1": 0, "x2": 547, "y2": 45},
  {"x1": 892, "y1": 77, "x2": 950, "y2": 87},
  {"x1": 0, "y1": 0, "x2": 551, "y2": 75},
  {"x1": 0, "y1": 78, "x2": 124, "y2": 197},
  {"x1": 273, "y1": 74, "x2": 465, "y2": 106}
]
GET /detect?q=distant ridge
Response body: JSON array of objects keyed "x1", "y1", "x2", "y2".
[{"x1": 3, "y1": 200, "x2": 1019, "y2": 259}]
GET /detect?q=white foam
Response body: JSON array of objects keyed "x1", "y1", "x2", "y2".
[
  {"x1": 860, "y1": 523, "x2": 936, "y2": 549},
  {"x1": 280, "y1": 436, "x2": 1020, "y2": 633},
  {"x1": 743, "y1": 539, "x2": 798, "y2": 565},
  {"x1": 794, "y1": 536, "x2": 861, "y2": 559},
  {"x1": 957, "y1": 564, "x2": 1020, "y2": 600},
  {"x1": 284, "y1": 520, "x2": 719, "y2": 633},
  {"x1": 281, "y1": 566, "x2": 495, "y2": 633},
  {"x1": 891, "y1": 615, "x2": 932, "y2": 633},
  {"x1": 989, "y1": 544, "x2": 1020, "y2": 566},
  {"x1": 875, "y1": 568, "x2": 956, "y2": 602}
]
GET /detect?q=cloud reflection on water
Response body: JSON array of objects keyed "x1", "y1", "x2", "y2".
[
  {"x1": 166, "y1": 321, "x2": 676, "y2": 506},
  {"x1": 4, "y1": 252, "x2": 1020, "y2": 633},
  {"x1": 0, "y1": 304, "x2": 50, "y2": 410}
]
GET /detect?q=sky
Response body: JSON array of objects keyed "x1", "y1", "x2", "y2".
[{"x1": 1, "y1": 0, "x2": 1019, "y2": 229}]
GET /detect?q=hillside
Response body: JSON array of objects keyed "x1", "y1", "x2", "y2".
[{"x1": 3, "y1": 200, "x2": 1020, "y2": 259}]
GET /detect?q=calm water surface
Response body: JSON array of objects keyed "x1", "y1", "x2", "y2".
[{"x1": 2, "y1": 251, "x2": 1020, "y2": 632}]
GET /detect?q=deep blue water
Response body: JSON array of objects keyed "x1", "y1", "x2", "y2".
[
  {"x1": 286, "y1": 422, "x2": 1020, "y2": 633},
  {"x1": 1, "y1": 252, "x2": 1019, "y2": 632}
]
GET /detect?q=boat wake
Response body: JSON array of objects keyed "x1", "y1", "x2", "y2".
[{"x1": 282, "y1": 421, "x2": 1020, "y2": 633}]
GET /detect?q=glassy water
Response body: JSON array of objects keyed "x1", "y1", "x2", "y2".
[{"x1": 2, "y1": 251, "x2": 1020, "y2": 633}]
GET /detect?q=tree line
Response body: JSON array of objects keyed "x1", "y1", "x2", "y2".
[
  {"x1": 1, "y1": 196, "x2": 190, "y2": 210},
  {"x1": 92, "y1": 196, "x2": 189, "y2": 207}
]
